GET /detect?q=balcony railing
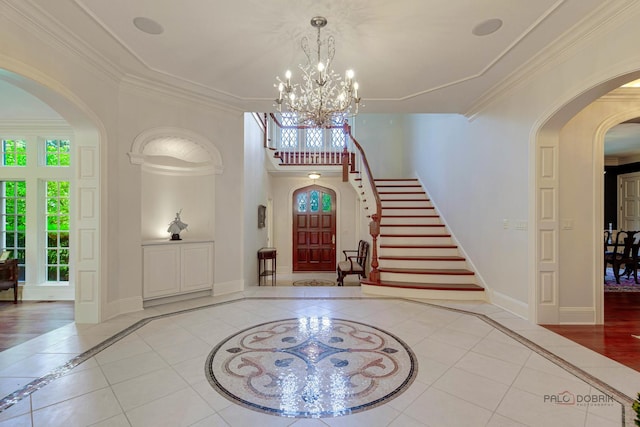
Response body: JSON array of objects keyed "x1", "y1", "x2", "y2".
[{"x1": 267, "y1": 113, "x2": 352, "y2": 166}]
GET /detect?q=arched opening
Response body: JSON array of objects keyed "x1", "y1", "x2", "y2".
[
  {"x1": 0, "y1": 67, "x2": 103, "y2": 324},
  {"x1": 533, "y1": 72, "x2": 640, "y2": 326}
]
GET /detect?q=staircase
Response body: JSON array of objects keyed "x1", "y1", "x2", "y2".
[{"x1": 360, "y1": 178, "x2": 486, "y2": 300}]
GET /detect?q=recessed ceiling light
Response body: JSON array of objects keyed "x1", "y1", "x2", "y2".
[
  {"x1": 133, "y1": 17, "x2": 164, "y2": 35},
  {"x1": 472, "y1": 18, "x2": 503, "y2": 36}
]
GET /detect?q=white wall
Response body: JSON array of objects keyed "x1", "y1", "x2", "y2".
[
  {"x1": 404, "y1": 113, "x2": 529, "y2": 304},
  {"x1": 351, "y1": 114, "x2": 408, "y2": 178},
  {"x1": 243, "y1": 114, "x2": 271, "y2": 286},
  {"x1": 141, "y1": 173, "x2": 215, "y2": 241}
]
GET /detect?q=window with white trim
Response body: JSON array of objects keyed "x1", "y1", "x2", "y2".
[{"x1": 0, "y1": 134, "x2": 72, "y2": 286}]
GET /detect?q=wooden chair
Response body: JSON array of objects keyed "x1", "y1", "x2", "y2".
[
  {"x1": 337, "y1": 240, "x2": 369, "y2": 286},
  {"x1": 0, "y1": 259, "x2": 19, "y2": 304},
  {"x1": 605, "y1": 230, "x2": 640, "y2": 284}
]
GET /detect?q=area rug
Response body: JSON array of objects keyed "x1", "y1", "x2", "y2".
[
  {"x1": 604, "y1": 268, "x2": 640, "y2": 292},
  {"x1": 292, "y1": 279, "x2": 336, "y2": 286}
]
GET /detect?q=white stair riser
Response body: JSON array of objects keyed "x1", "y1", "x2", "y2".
[
  {"x1": 381, "y1": 226, "x2": 448, "y2": 235},
  {"x1": 381, "y1": 235, "x2": 452, "y2": 245},
  {"x1": 380, "y1": 272, "x2": 476, "y2": 284},
  {"x1": 379, "y1": 247, "x2": 460, "y2": 257},
  {"x1": 381, "y1": 216, "x2": 441, "y2": 225},
  {"x1": 379, "y1": 194, "x2": 428, "y2": 201},
  {"x1": 381, "y1": 208, "x2": 436, "y2": 216},
  {"x1": 379, "y1": 259, "x2": 468, "y2": 269},
  {"x1": 381, "y1": 200, "x2": 433, "y2": 208},
  {"x1": 376, "y1": 181, "x2": 420, "y2": 187}
]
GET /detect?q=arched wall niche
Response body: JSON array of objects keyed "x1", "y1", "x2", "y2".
[
  {"x1": 533, "y1": 70, "x2": 640, "y2": 325},
  {"x1": 130, "y1": 127, "x2": 223, "y2": 241},
  {"x1": 129, "y1": 126, "x2": 223, "y2": 176},
  {"x1": 0, "y1": 62, "x2": 105, "y2": 324}
]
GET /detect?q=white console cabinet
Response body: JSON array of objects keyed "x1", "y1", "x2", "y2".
[{"x1": 142, "y1": 240, "x2": 214, "y2": 300}]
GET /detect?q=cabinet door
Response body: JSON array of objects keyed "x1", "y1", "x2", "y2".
[
  {"x1": 181, "y1": 243, "x2": 213, "y2": 292},
  {"x1": 143, "y1": 246, "x2": 180, "y2": 298}
]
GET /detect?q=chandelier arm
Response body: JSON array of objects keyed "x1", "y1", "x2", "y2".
[{"x1": 274, "y1": 16, "x2": 361, "y2": 128}]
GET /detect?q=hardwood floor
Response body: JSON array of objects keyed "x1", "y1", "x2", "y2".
[
  {"x1": 0, "y1": 301, "x2": 74, "y2": 352},
  {"x1": 544, "y1": 292, "x2": 640, "y2": 372}
]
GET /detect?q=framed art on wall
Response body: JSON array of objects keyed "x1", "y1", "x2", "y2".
[{"x1": 258, "y1": 205, "x2": 266, "y2": 228}]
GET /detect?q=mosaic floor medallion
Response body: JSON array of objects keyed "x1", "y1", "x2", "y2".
[{"x1": 205, "y1": 317, "x2": 417, "y2": 418}]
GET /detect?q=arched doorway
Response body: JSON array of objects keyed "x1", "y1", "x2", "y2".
[
  {"x1": 0, "y1": 67, "x2": 103, "y2": 323},
  {"x1": 533, "y1": 74, "x2": 640, "y2": 325},
  {"x1": 292, "y1": 185, "x2": 336, "y2": 272}
]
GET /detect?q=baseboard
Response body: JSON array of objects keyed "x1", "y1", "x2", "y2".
[
  {"x1": 214, "y1": 279, "x2": 243, "y2": 295},
  {"x1": 17, "y1": 284, "x2": 74, "y2": 301},
  {"x1": 558, "y1": 306, "x2": 596, "y2": 324},
  {"x1": 103, "y1": 296, "x2": 144, "y2": 321},
  {"x1": 487, "y1": 289, "x2": 528, "y2": 320},
  {"x1": 143, "y1": 289, "x2": 212, "y2": 308}
]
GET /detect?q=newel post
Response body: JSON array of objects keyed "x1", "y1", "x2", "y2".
[
  {"x1": 369, "y1": 214, "x2": 380, "y2": 282},
  {"x1": 341, "y1": 122, "x2": 351, "y2": 182}
]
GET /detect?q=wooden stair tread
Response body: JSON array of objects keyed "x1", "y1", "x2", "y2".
[
  {"x1": 380, "y1": 267, "x2": 474, "y2": 275},
  {"x1": 380, "y1": 224, "x2": 445, "y2": 227},
  {"x1": 379, "y1": 255, "x2": 465, "y2": 261},
  {"x1": 381, "y1": 206, "x2": 434, "y2": 209},
  {"x1": 380, "y1": 244, "x2": 458, "y2": 248},
  {"x1": 382, "y1": 215, "x2": 440, "y2": 218},
  {"x1": 380, "y1": 198, "x2": 430, "y2": 201},
  {"x1": 361, "y1": 280, "x2": 484, "y2": 291},
  {"x1": 380, "y1": 234, "x2": 451, "y2": 238},
  {"x1": 378, "y1": 191, "x2": 426, "y2": 194},
  {"x1": 374, "y1": 179, "x2": 418, "y2": 182}
]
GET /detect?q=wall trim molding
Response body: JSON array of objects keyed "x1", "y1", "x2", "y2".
[
  {"x1": 558, "y1": 306, "x2": 596, "y2": 324},
  {"x1": 103, "y1": 296, "x2": 144, "y2": 321},
  {"x1": 214, "y1": 279, "x2": 243, "y2": 295},
  {"x1": 487, "y1": 289, "x2": 529, "y2": 320}
]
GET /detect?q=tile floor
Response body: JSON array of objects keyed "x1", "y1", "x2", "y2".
[{"x1": 0, "y1": 278, "x2": 637, "y2": 426}]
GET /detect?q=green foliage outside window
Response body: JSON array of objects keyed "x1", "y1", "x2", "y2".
[
  {"x1": 46, "y1": 181, "x2": 70, "y2": 281},
  {"x1": 45, "y1": 139, "x2": 70, "y2": 166},
  {"x1": 1, "y1": 140, "x2": 27, "y2": 166}
]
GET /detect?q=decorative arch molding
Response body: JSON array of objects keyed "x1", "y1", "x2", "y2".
[
  {"x1": 129, "y1": 127, "x2": 224, "y2": 176},
  {"x1": 532, "y1": 74, "x2": 640, "y2": 325},
  {"x1": 0, "y1": 57, "x2": 105, "y2": 324}
]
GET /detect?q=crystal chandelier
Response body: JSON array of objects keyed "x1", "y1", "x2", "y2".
[{"x1": 275, "y1": 16, "x2": 361, "y2": 128}]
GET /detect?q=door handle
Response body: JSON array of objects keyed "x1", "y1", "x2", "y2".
[{"x1": 332, "y1": 234, "x2": 336, "y2": 245}]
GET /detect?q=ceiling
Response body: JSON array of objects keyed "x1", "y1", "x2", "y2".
[
  {"x1": 2, "y1": 0, "x2": 640, "y2": 157},
  {"x1": 0, "y1": 0, "x2": 618, "y2": 115}
]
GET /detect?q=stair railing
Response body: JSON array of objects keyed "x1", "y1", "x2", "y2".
[{"x1": 343, "y1": 123, "x2": 381, "y2": 282}]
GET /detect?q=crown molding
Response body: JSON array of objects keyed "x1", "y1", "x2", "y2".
[
  {"x1": 4, "y1": 1, "x2": 243, "y2": 115},
  {"x1": 465, "y1": 0, "x2": 637, "y2": 120},
  {"x1": 3, "y1": 1, "x2": 123, "y2": 86},
  {"x1": 0, "y1": 119, "x2": 72, "y2": 133},
  {"x1": 119, "y1": 74, "x2": 243, "y2": 116}
]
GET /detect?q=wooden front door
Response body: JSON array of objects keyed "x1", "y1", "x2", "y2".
[{"x1": 293, "y1": 185, "x2": 336, "y2": 271}]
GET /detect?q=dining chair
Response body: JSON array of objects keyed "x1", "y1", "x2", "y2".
[{"x1": 606, "y1": 230, "x2": 640, "y2": 284}]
